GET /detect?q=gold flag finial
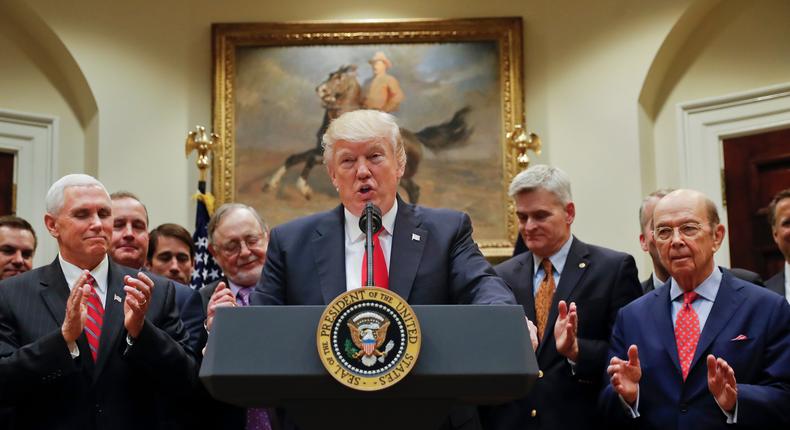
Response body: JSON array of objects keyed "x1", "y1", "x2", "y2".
[
  {"x1": 506, "y1": 124, "x2": 541, "y2": 171},
  {"x1": 185, "y1": 125, "x2": 219, "y2": 182}
]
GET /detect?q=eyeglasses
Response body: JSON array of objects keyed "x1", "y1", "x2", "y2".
[
  {"x1": 653, "y1": 223, "x2": 704, "y2": 241},
  {"x1": 217, "y1": 234, "x2": 264, "y2": 256}
]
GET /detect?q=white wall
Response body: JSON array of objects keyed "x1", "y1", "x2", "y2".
[{"x1": 10, "y1": 0, "x2": 789, "y2": 279}]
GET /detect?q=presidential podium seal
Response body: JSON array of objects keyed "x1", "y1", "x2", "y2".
[{"x1": 317, "y1": 288, "x2": 421, "y2": 391}]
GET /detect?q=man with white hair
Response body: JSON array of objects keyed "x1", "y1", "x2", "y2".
[
  {"x1": 480, "y1": 165, "x2": 642, "y2": 430},
  {"x1": 0, "y1": 174, "x2": 196, "y2": 430},
  {"x1": 253, "y1": 109, "x2": 528, "y2": 429}
]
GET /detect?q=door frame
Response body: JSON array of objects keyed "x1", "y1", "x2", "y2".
[
  {"x1": 0, "y1": 108, "x2": 59, "y2": 266},
  {"x1": 676, "y1": 82, "x2": 790, "y2": 267}
]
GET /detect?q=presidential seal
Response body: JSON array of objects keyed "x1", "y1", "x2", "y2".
[{"x1": 317, "y1": 288, "x2": 421, "y2": 391}]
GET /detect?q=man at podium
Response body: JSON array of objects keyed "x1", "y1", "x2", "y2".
[{"x1": 252, "y1": 109, "x2": 527, "y2": 428}]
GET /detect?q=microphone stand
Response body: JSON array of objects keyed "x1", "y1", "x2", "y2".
[{"x1": 365, "y1": 203, "x2": 375, "y2": 287}]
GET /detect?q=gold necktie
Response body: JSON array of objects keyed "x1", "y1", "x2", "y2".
[{"x1": 535, "y1": 259, "x2": 555, "y2": 340}]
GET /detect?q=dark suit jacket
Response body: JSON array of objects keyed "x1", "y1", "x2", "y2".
[
  {"x1": 600, "y1": 270, "x2": 790, "y2": 429},
  {"x1": 480, "y1": 237, "x2": 642, "y2": 430},
  {"x1": 641, "y1": 274, "x2": 656, "y2": 295},
  {"x1": 766, "y1": 270, "x2": 786, "y2": 297},
  {"x1": 0, "y1": 258, "x2": 197, "y2": 430},
  {"x1": 193, "y1": 278, "x2": 258, "y2": 430},
  {"x1": 252, "y1": 198, "x2": 516, "y2": 430},
  {"x1": 171, "y1": 280, "x2": 205, "y2": 356},
  {"x1": 252, "y1": 198, "x2": 515, "y2": 307}
]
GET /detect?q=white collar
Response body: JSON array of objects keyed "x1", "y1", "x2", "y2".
[
  {"x1": 59, "y1": 254, "x2": 109, "y2": 295},
  {"x1": 344, "y1": 199, "x2": 398, "y2": 243}
]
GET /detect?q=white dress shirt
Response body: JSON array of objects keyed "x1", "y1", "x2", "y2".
[
  {"x1": 60, "y1": 254, "x2": 109, "y2": 307},
  {"x1": 784, "y1": 262, "x2": 790, "y2": 304},
  {"x1": 344, "y1": 199, "x2": 398, "y2": 291}
]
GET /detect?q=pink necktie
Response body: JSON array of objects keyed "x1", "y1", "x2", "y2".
[
  {"x1": 361, "y1": 229, "x2": 388, "y2": 289},
  {"x1": 236, "y1": 287, "x2": 272, "y2": 430},
  {"x1": 84, "y1": 274, "x2": 103, "y2": 361},
  {"x1": 675, "y1": 291, "x2": 700, "y2": 380}
]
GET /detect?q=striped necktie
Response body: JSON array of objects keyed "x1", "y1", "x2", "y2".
[{"x1": 84, "y1": 274, "x2": 104, "y2": 361}]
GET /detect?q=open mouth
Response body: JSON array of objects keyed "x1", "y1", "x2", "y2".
[{"x1": 358, "y1": 184, "x2": 374, "y2": 198}]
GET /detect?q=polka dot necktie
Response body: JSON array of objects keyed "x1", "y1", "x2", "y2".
[
  {"x1": 675, "y1": 291, "x2": 700, "y2": 380},
  {"x1": 535, "y1": 259, "x2": 555, "y2": 340},
  {"x1": 84, "y1": 274, "x2": 103, "y2": 362},
  {"x1": 361, "y1": 229, "x2": 389, "y2": 289}
]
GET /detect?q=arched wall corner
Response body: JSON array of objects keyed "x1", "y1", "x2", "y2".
[
  {"x1": 634, "y1": 0, "x2": 722, "y2": 197},
  {"x1": 0, "y1": 0, "x2": 99, "y2": 176}
]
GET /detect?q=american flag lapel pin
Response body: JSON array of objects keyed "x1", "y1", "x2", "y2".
[
  {"x1": 411, "y1": 233, "x2": 421, "y2": 242},
  {"x1": 114, "y1": 294, "x2": 122, "y2": 303}
]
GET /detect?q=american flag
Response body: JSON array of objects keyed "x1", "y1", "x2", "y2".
[{"x1": 190, "y1": 181, "x2": 223, "y2": 290}]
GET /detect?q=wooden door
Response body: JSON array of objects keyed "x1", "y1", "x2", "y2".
[
  {"x1": 723, "y1": 127, "x2": 790, "y2": 279},
  {"x1": 0, "y1": 152, "x2": 13, "y2": 216}
]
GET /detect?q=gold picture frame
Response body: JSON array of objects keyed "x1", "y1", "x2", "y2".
[{"x1": 212, "y1": 17, "x2": 524, "y2": 257}]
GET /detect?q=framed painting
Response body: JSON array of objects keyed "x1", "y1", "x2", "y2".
[{"x1": 212, "y1": 17, "x2": 524, "y2": 256}]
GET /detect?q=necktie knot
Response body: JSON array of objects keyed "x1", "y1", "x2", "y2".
[
  {"x1": 683, "y1": 291, "x2": 699, "y2": 306},
  {"x1": 236, "y1": 287, "x2": 253, "y2": 307},
  {"x1": 541, "y1": 259, "x2": 554, "y2": 278}
]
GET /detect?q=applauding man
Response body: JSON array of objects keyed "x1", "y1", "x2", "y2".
[
  {"x1": 0, "y1": 174, "x2": 196, "y2": 430},
  {"x1": 602, "y1": 189, "x2": 790, "y2": 428}
]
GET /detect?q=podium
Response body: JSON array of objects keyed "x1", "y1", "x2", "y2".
[{"x1": 201, "y1": 304, "x2": 537, "y2": 430}]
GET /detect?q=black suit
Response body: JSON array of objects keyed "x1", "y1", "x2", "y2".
[
  {"x1": 767, "y1": 270, "x2": 786, "y2": 297},
  {"x1": 0, "y1": 258, "x2": 197, "y2": 430},
  {"x1": 480, "y1": 237, "x2": 642, "y2": 430},
  {"x1": 641, "y1": 274, "x2": 657, "y2": 295},
  {"x1": 193, "y1": 279, "x2": 258, "y2": 430}
]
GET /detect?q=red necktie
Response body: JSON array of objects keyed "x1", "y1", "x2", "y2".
[
  {"x1": 361, "y1": 229, "x2": 388, "y2": 289},
  {"x1": 84, "y1": 274, "x2": 104, "y2": 361},
  {"x1": 675, "y1": 291, "x2": 700, "y2": 380}
]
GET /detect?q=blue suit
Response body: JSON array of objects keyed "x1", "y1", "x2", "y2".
[
  {"x1": 601, "y1": 270, "x2": 790, "y2": 429},
  {"x1": 252, "y1": 197, "x2": 515, "y2": 307},
  {"x1": 252, "y1": 197, "x2": 516, "y2": 430}
]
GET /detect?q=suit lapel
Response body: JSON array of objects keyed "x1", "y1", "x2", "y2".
[
  {"x1": 39, "y1": 258, "x2": 95, "y2": 373},
  {"x1": 650, "y1": 285, "x2": 682, "y2": 376},
  {"x1": 688, "y1": 273, "x2": 744, "y2": 374},
  {"x1": 39, "y1": 259, "x2": 69, "y2": 326},
  {"x1": 313, "y1": 205, "x2": 348, "y2": 304},
  {"x1": 93, "y1": 261, "x2": 127, "y2": 381},
  {"x1": 511, "y1": 253, "x2": 537, "y2": 323},
  {"x1": 388, "y1": 199, "x2": 426, "y2": 301},
  {"x1": 538, "y1": 238, "x2": 589, "y2": 356}
]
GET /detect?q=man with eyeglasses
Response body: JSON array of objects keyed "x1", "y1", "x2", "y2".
[
  {"x1": 602, "y1": 189, "x2": 790, "y2": 429},
  {"x1": 198, "y1": 202, "x2": 272, "y2": 429}
]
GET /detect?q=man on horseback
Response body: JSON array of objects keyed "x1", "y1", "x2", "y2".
[{"x1": 362, "y1": 51, "x2": 405, "y2": 113}]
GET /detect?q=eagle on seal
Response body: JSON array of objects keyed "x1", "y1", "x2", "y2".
[{"x1": 348, "y1": 315, "x2": 391, "y2": 367}]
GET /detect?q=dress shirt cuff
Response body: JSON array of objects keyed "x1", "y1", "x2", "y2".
[
  {"x1": 716, "y1": 398, "x2": 737, "y2": 424},
  {"x1": 618, "y1": 385, "x2": 640, "y2": 418},
  {"x1": 67, "y1": 340, "x2": 80, "y2": 359},
  {"x1": 567, "y1": 358, "x2": 577, "y2": 375}
]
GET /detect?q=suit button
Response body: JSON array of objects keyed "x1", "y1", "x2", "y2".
[
  {"x1": 531, "y1": 409, "x2": 537, "y2": 418},
  {"x1": 680, "y1": 403, "x2": 688, "y2": 413},
  {"x1": 538, "y1": 370, "x2": 544, "y2": 378}
]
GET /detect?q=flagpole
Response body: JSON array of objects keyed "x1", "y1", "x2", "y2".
[{"x1": 186, "y1": 126, "x2": 222, "y2": 290}]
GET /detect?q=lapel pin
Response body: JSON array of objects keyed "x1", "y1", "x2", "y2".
[
  {"x1": 579, "y1": 262, "x2": 587, "y2": 269},
  {"x1": 114, "y1": 294, "x2": 122, "y2": 303},
  {"x1": 411, "y1": 233, "x2": 421, "y2": 242}
]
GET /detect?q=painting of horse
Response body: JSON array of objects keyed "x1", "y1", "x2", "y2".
[
  {"x1": 262, "y1": 64, "x2": 473, "y2": 204},
  {"x1": 232, "y1": 42, "x2": 504, "y2": 240}
]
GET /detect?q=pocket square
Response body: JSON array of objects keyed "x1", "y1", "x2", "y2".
[{"x1": 730, "y1": 334, "x2": 748, "y2": 341}]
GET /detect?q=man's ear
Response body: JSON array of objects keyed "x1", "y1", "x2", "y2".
[
  {"x1": 639, "y1": 233, "x2": 649, "y2": 252},
  {"x1": 565, "y1": 202, "x2": 576, "y2": 225},
  {"x1": 712, "y1": 224, "x2": 726, "y2": 251},
  {"x1": 207, "y1": 244, "x2": 217, "y2": 258},
  {"x1": 44, "y1": 213, "x2": 58, "y2": 238}
]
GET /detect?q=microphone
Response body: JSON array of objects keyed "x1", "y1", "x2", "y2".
[{"x1": 359, "y1": 202, "x2": 382, "y2": 287}]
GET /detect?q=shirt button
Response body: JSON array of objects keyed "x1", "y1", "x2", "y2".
[
  {"x1": 531, "y1": 409, "x2": 537, "y2": 418},
  {"x1": 538, "y1": 370, "x2": 544, "y2": 378}
]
